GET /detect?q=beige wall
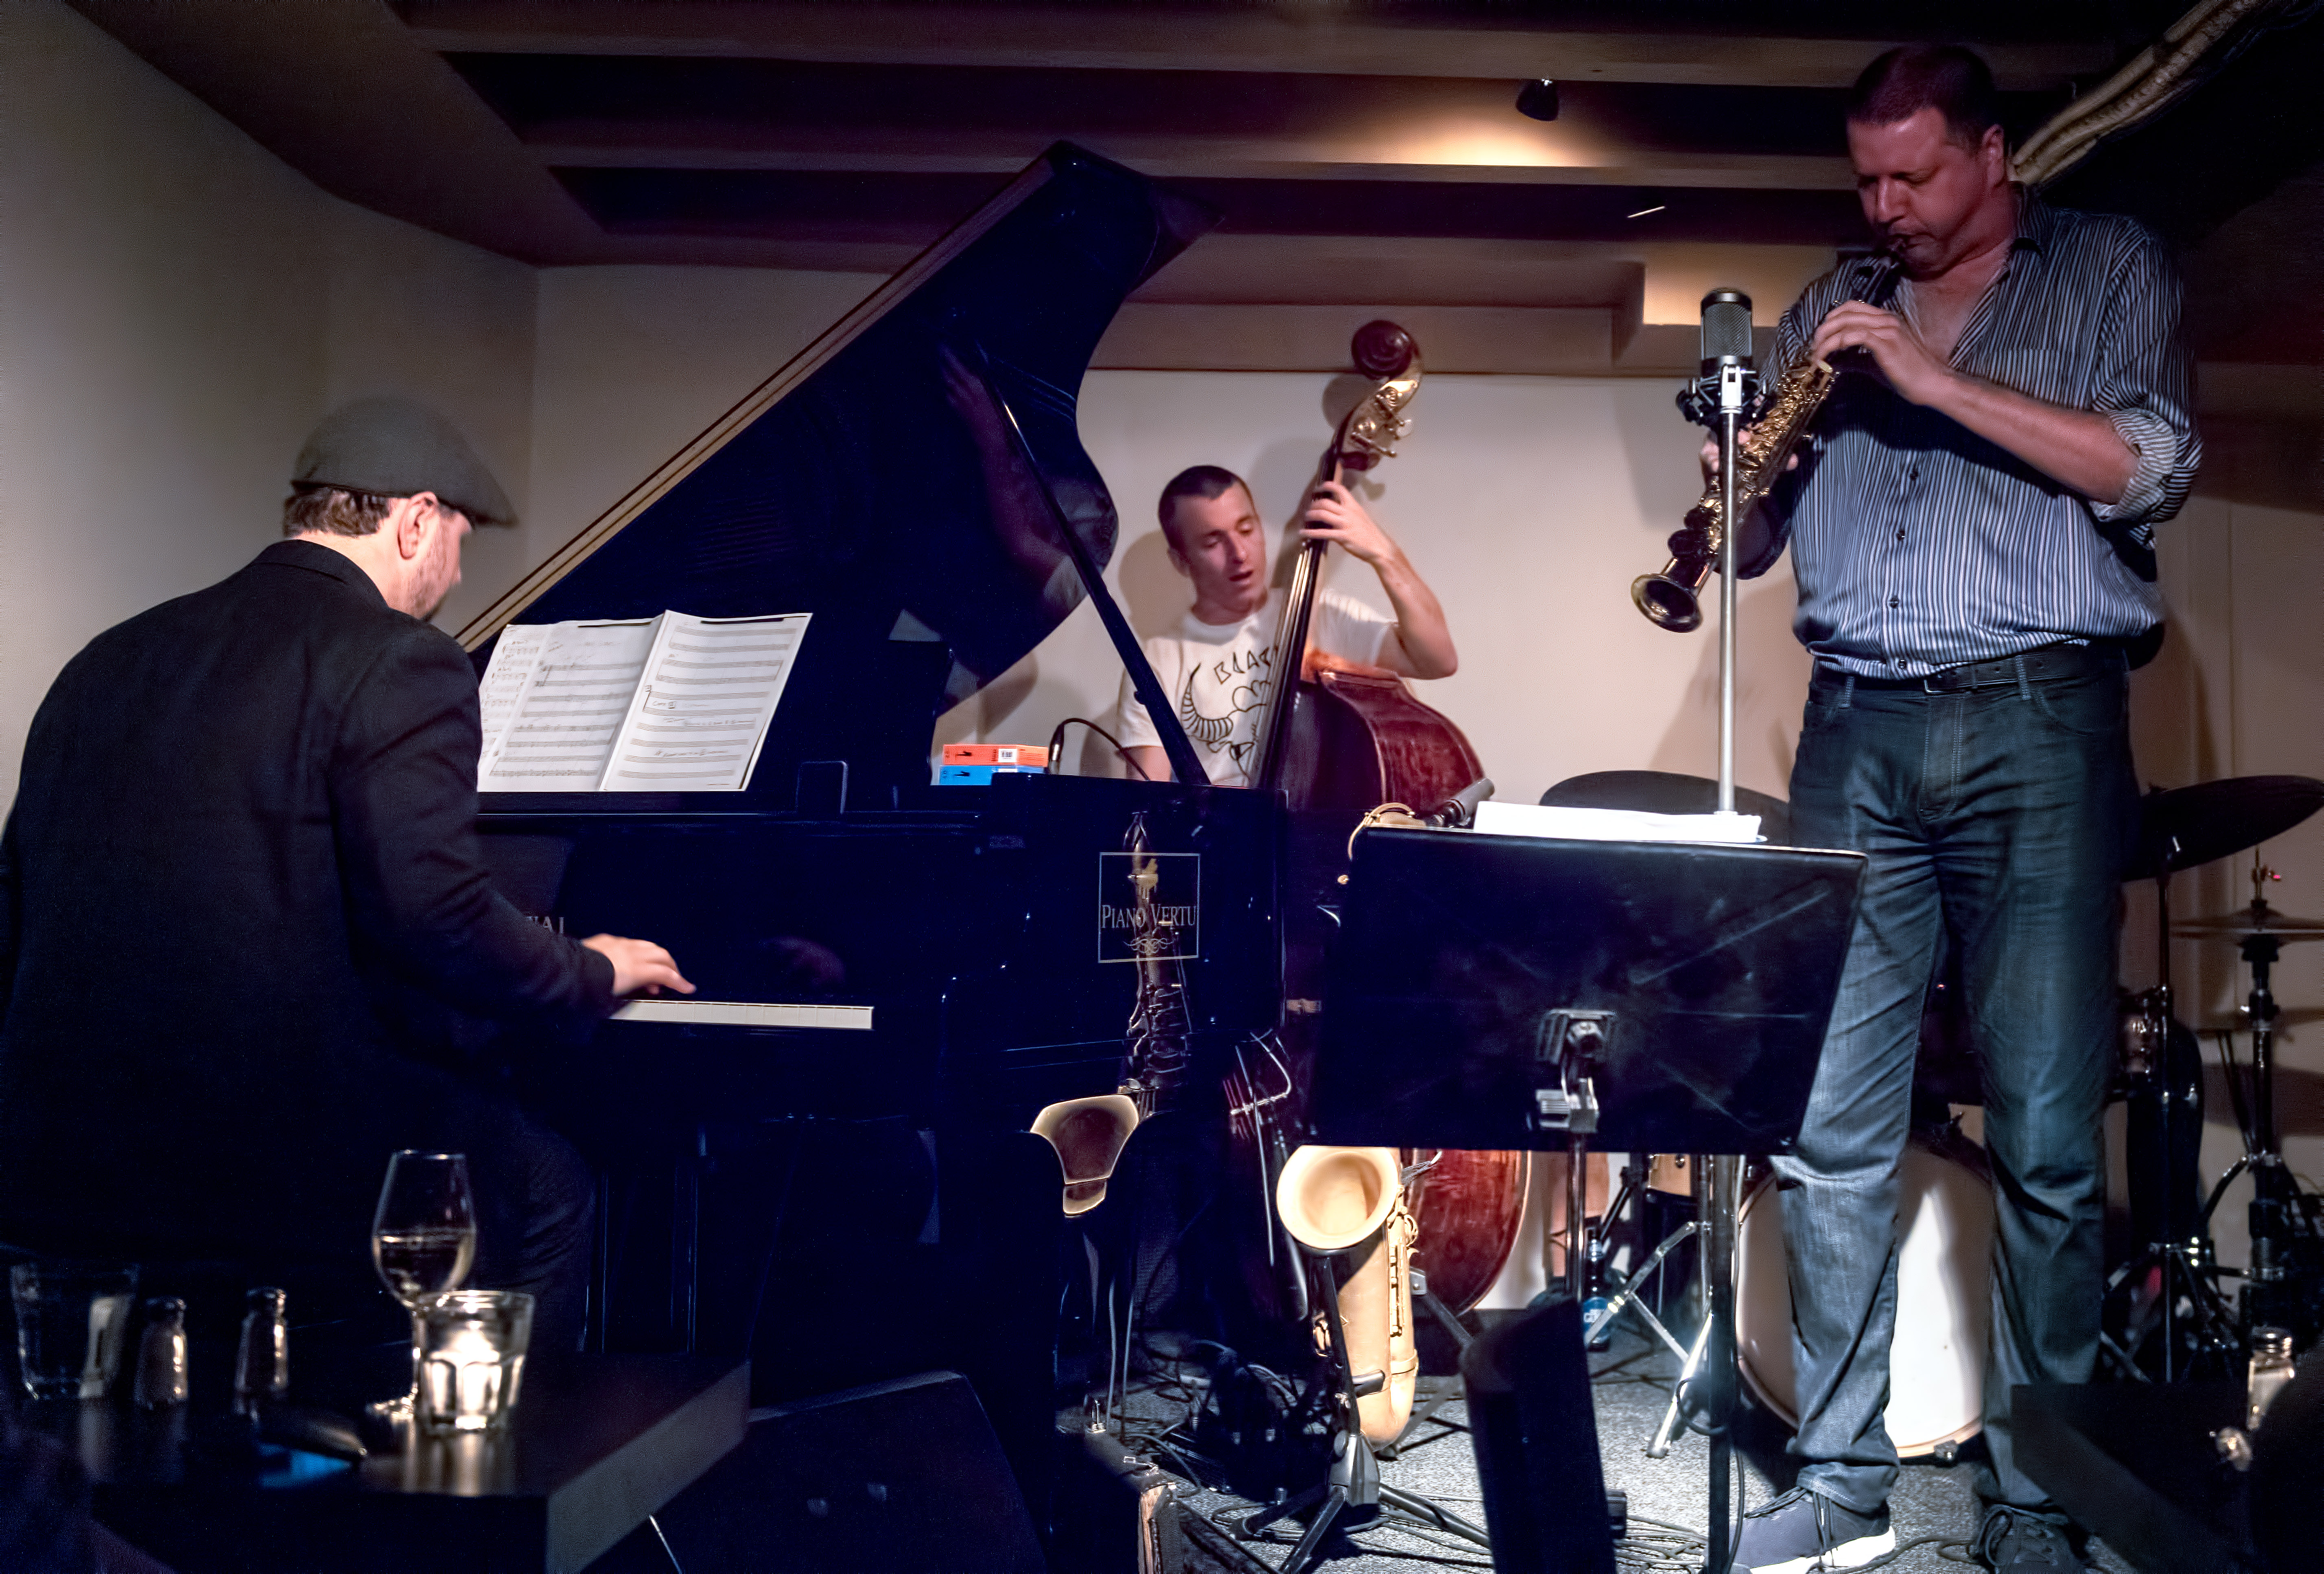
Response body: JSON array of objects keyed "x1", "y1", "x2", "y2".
[
  {"x1": 0, "y1": 0, "x2": 327, "y2": 802},
  {"x1": 0, "y1": 0, "x2": 540, "y2": 801}
]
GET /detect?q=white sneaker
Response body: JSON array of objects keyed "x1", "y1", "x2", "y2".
[{"x1": 1732, "y1": 1486, "x2": 1897, "y2": 1574}]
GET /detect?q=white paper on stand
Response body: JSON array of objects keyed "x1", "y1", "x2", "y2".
[
  {"x1": 479, "y1": 618, "x2": 659, "y2": 790},
  {"x1": 475, "y1": 622, "x2": 551, "y2": 770},
  {"x1": 599, "y1": 612, "x2": 809, "y2": 792},
  {"x1": 1471, "y1": 800, "x2": 1761, "y2": 844},
  {"x1": 476, "y1": 612, "x2": 810, "y2": 792}
]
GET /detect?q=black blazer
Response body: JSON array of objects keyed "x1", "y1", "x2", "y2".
[{"x1": 0, "y1": 541, "x2": 613, "y2": 1262}]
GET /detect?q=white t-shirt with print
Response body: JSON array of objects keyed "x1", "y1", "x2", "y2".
[{"x1": 1115, "y1": 589, "x2": 1395, "y2": 788}]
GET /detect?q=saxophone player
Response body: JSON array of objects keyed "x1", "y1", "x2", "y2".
[{"x1": 1723, "y1": 47, "x2": 2197, "y2": 1574}]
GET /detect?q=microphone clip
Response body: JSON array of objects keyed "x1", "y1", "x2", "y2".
[{"x1": 1676, "y1": 360, "x2": 1761, "y2": 429}]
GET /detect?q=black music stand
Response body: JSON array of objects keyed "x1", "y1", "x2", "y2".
[{"x1": 1310, "y1": 826, "x2": 1863, "y2": 1574}]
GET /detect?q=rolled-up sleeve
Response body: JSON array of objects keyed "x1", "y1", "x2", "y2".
[{"x1": 2089, "y1": 234, "x2": 2200, "y2": 531}]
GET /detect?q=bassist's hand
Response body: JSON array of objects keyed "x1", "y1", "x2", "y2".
[{"x1": 1299, "y1": 481, "x2": 1405, "y2": 570}]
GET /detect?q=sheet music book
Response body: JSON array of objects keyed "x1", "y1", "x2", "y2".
[{"x1": 476, "y1": 611, "x2": 810, "y2": 792}]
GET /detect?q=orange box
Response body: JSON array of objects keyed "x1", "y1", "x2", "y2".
[{"x1": 940, "y1": 743, "x2": 1050, "y2": 767}]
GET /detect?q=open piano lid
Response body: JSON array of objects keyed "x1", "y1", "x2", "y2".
[{"x1": 459, "y1": 144, "x2": 1216, "y2": 804}]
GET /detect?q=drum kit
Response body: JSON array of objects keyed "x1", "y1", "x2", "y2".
[
  {"x1": 1581, "y1": 772, "x2": 2324, "y2": 1466},
  {"x1": 2107, "y1": 774, "x2": 2324, "y2": 1379}
]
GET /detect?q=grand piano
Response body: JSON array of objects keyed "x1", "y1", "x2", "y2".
[{"x1": 457, "y1": 146, "x2": 1280, "y2": 1512}]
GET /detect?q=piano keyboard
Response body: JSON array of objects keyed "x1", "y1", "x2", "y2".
[{"x1": 610, "y1": 1000, "x2": 874, "y2": 1031}]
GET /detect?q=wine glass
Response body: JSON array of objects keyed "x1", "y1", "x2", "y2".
[{"x1": 372, "y1": 1151, "x2": 477, "y2": 1417}]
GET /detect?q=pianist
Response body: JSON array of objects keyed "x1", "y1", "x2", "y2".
[
  {"x1": 0, "y1": 397, "x2": 689, "y2": 1347},
  {"x1": 1118, "y1": 467, "x2": 1458, "y2": 786}
]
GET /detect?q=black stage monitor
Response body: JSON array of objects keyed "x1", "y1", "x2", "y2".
[{"x1": 1310, "y1": 828, "x2": 1864, "y2": 1156}]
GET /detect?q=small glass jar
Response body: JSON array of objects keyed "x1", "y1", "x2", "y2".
[
  {"x1": 233, "y1": 1288, "x2": 291, "y2": 1415},
  {"x1": 133, "y1": 1299, "x2": 189, "y2": 1409}
]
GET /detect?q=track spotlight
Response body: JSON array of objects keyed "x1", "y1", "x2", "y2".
[{"x1": 1515, "y1": 79, "x2": 1560, "y2": 121}]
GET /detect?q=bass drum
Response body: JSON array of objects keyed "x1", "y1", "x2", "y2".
[{"x1": 1735, "y1": 1135, "x2": 1994, "y2": 1458}]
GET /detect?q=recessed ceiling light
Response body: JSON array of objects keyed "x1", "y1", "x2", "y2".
[
  {"x1": 1515, "y1": 79, "x2": 1560, "y2": 121},
  {"x1": 1627, "y1": 205, "x2": 1667, "y2": 219}
]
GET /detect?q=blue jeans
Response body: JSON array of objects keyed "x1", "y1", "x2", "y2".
[{"x1": 1777, "y1": 651, "x2": 2136, "y2": 1514}]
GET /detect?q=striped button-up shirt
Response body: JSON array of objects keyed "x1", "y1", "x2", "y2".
[{"x1": 1758, "y1": 188, "x2": 2199, "y2": 678}]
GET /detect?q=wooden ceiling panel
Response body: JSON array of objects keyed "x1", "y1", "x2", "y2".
[
  {"x1": 554, "y1": 165, "x2": 1862, "y2": 249},
  {"x1": 450, "y1": 52, "x2": 2064, "y2": 190},
  {"x1": 399, "y1": 0, "x2": 2116, "y2": 88}
]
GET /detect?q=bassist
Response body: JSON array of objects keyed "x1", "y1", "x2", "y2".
[{"x1": 1118, "y1": 466, "x2": 1456, "y2": 787}]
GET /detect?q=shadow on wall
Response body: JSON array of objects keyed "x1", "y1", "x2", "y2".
[
  {"x1": 1119, "y1": 531, "x2": 1186, "y2": 639},
  {"x1": 1614, "y1": 384, "x2": 1720, "y2": 551},
  {"x1": 1643, "y1": 575, "x2": 1814, "y2": 799}
]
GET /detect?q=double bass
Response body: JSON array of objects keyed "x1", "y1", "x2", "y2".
[{"x1": 1247, "y1": 321, "x2": 1528, "y2": 1319}]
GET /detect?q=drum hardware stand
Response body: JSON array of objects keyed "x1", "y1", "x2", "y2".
[
  {"x1": 1231, "y1": 1236, "x2": 1493, "y2": 1571},
  {"x1": 1580, "y1": 1157, "x2": 1703, "y2": 1365},
  {"x1": 2197, "y1": 879, "x2": 2323, "y2": 1336},
  {"x1": 2103, "y1": 847, "x2": 2243, "y2": 1380}
]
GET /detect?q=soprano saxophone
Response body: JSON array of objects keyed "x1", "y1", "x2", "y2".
[{"x1": 1633, "y1": 352, "x2": 1836, "y2": 632}]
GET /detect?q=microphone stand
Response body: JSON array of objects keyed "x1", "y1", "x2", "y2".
[
  {"x1": 1662, "y1": 295, "x2": 1754, "y2": 1574},
  {"x1": 1706, "y1": 339, "x2": 1751, "y2": 1574}
]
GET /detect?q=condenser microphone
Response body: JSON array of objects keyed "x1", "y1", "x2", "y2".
[
  {"x1": 1678, "y1": 288, "x2": 1756, "y2": 426},
  {"x1": 1699, "y1": 288, "x2": 1753, "y2": 374}
]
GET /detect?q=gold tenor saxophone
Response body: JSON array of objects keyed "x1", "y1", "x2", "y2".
[
  {"x1": 1030, "y1": 813, "x2": 1190, "y2": 1214},
  {"x1": 1633, "y1": 352, "x2": 1836, "y2": 632},
  {"x1": 1274, "y1": 1145, "x2": 1420, "y2": 1445}
]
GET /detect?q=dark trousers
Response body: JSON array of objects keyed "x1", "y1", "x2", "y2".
[
  {"x1": 1777, "y1": 649, "x2": 2135, "y2": 1513},
  {"x1": 466, "y1": 1110, "x2": 595, "y2": 1354}
]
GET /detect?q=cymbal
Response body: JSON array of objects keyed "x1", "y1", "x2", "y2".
[
  {"x1": 2172, "y1": 904, "x2": 2324, "y2": 940},
  {"x1": 2190, "y1": 1007, "x2": 2324, "y2": 1033},
  {"x1": 2127, "y1": 775, "x2": 2324, "y2": 881}
]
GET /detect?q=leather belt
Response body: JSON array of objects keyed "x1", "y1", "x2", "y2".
[{"x1": 1830, "y1": 641, "x2": 2122, "y2": 694}]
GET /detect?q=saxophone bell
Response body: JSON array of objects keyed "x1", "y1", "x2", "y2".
[
  {"x1": 1632, "y1": 511, "x2": 1720, "y2": 632},
  {"x1": 1275, "y1": 1144, "x2": 1420, "y2": 1445},
  {"x1": 1632, "y1": 556, "x2": 1711, "y2": 632},
  {"x1": 1031, "y1": 1094, "x2": 1141, "y2": 1216}
]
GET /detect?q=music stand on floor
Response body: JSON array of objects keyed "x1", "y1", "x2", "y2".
[{"x1": 1308, "y1": 825, "x2": 1863, "y2": 1574}]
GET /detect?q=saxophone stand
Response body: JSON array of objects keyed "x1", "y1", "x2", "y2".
[{"x1": 1233, "y1": 1248, "x2": 1492, "y2": 1572}]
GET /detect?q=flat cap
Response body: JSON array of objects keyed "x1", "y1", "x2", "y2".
[{"x1": 292, "y1": 396, "x2": 516, "y2": 526}]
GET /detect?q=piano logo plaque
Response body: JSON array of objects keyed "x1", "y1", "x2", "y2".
[{"x1": 1098, "y1": 853, "x2": 1200, "y2": 964}]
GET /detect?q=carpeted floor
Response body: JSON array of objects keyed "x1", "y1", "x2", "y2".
[{"x1": 1138, "y1": 1323, "x2": 2141, "y2": 1574}]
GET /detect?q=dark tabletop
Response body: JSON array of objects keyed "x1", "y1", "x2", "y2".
[{"x1": 34, "y1": 1354, "x2": 746, "y2": 1574}]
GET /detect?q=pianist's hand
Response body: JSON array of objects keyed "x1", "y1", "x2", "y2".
[{"x1": 581, "y1": 935, "x2": 695, "y2": 999}]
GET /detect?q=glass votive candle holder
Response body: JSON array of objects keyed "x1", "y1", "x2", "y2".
[
  {"x1": 10, "y1": 1261, "x2": 139, "y2": 1401},
  {"x1": 415, "y1": 1291, "x2": 533, "y2": 1434}
]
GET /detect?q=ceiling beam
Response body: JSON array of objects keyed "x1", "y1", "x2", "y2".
[
  {"x1": 401, "y1": 0, "x2": 2108, "y2": 89},
  {"x1": 522, "y1": 124, "x2": 1856, "y2": 190}
]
